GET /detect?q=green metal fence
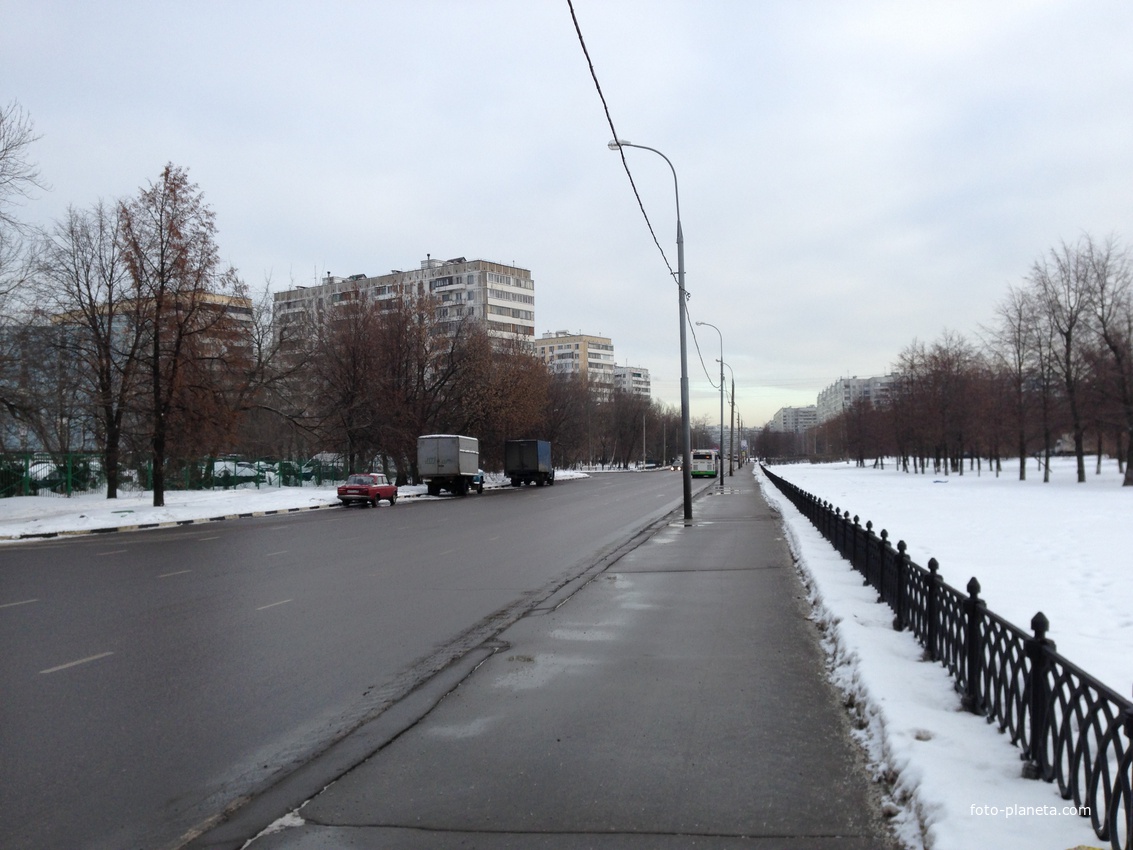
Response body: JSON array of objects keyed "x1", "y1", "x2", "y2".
[{"x1": 0, "y1": 453, "x2": 348, "y2": 498}]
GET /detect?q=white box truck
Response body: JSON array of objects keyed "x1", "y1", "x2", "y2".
[{"x1": 417, "y1": 434, "x2": 482, "y2": 496}]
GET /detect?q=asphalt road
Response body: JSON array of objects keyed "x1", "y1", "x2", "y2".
[{"x1": 0, "y1": 472, "x2": 708, "y2": 850}]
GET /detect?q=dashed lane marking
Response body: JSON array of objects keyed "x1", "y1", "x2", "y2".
[
  {"x1": 1, "y1": 598, "x2": 39, "y2": 609},
  {"x1": 40, "y1": 651, "x2": 114, "y2": 674}
]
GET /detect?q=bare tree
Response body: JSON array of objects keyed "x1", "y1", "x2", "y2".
[
  {"x1": 543, "y1": 373, "x2": 594, "y2": 467},
  {"x1": 987, "y1": 285, "x2": 1039, "y2": 480},
  {"x1": 119, "y1": 164, "x2": 242, "y2": 506},
  {"x1": 0, "y1": 100, "x2": 46, "y2": 234},
  {"x1": 1030, "y1": 239, "x2": 1094, "y2": 482},
  {"x1": 308, "y1": 293, "x2": 384, "y2": 472},
  {"x1": 1, "y1": 101, "x2": 48, "y2": 424},
  {"x1": 445, "y1": 333, "x2": 550, "y2": 470},
  {"x1": 36, "y1": 202, "x2": 147, "y2": 497},
  {"x1": 1083, "y1": 235, "x2": 1133, "y2": 485}
]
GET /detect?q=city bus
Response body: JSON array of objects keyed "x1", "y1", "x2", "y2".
[{"x1": 690, "y1": 449, "x2": 718, "y2": 478}]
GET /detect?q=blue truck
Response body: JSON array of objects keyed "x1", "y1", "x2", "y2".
[{"x1": 504, "y1": 439, "x2": 554, "y2": 487}]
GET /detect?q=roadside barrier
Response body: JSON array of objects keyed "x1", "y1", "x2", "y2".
[{"x1": 760, "y1": 464, "x2": 1132, "y2": 850}]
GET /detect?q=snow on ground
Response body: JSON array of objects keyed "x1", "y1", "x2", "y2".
[
  {"x1": 0, "y1": 470, "x2": 590, "y2": 541},
  {"x1": 762, "y1": 457, "x2": 1133, "y2": 694},
  {"x1": 2, "y1": 460, "x2": 1123, "y2": 849},
  {"x1": 759, "y1": 457, "x2": 1128, "y2": 850}
]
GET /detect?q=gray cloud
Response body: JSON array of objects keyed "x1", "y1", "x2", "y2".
[{"x1": 4, "y1": 0, "x2": 1131, "y2": 424}]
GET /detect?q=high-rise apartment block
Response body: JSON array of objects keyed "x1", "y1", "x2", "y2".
[
  {"x1": 613, "y1": 364, "x2": 651, "y2": 399},
  {"x1": 768, "y1": 405, "x2": 817, "y2": 433},
  {"x1": 816, "y1": 375, "x2": 896, "y2": 424},
  {"x1": 273, "y1": 256, "x2": 535, "y2": 341},
  {"x1": 533, "y1": 331, "x2": 616, "y2": 389}
]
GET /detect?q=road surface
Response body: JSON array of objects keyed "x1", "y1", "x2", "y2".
[{"x1": 0, "y1": 472, "x2": 705, "y2": 850}]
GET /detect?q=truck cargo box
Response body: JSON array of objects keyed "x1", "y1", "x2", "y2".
[
  {"x1": 504, "y1": 439, "x2": 554, "y2": 487},
  {"x1": 418, "y1": 435, "x2": 481, "y2": 495}
]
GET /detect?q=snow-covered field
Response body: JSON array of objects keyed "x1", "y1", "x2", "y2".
[{"x1": 759, "y1": 457, "x2": 1130, "y2": 850}]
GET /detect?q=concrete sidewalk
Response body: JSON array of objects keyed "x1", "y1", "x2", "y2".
[{"x1": 199, "y1": 471, "x2": 899, "y2": 849}]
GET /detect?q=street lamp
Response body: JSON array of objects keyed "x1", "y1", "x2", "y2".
[
  {"x1": 722, "y1": 360, "x2": 736, "y2": 476},
  {"x1": 609, "y1": 138, "x2": 693, "y2": 520},
  {"x1": 695, "y1": 321, "x2": 725, "y2": 487}
]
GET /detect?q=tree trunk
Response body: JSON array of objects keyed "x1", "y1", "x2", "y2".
[
  {"x1": 152, "y1": 331, "x2": 165, "y2": 507},
  {"x1": 105, "y1": 430, "x2": 120, "y2": 499}
]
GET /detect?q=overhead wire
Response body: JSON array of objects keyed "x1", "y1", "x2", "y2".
[
  {"x1": 567, "y1": 0, "x2": 719, "y2": 392},
  {"x1": 566, "y1": 0, "x2": 675, "y2": 284}
]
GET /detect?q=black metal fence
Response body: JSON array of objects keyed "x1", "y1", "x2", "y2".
[{"x1": 760, "y1": 465, "x2": 1132, "y2": 850}]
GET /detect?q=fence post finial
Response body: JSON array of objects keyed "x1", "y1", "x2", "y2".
[
  {"x1": 1022, "y1": 611, "x2": 1056, "y2": 780},
  {"x1": 893, "y1": 540, "x2": 909, "y2": 632},
  {"x1": 961, "y1": 577, "x2": 985, "y2": 714},
  {"x1": 925, "y1": 558, "x2": 940, "y2": 662}
]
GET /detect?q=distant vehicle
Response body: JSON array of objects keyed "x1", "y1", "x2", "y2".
[
  {"x1": 337, "y1": 472, "x2": 398, "y2": 507},
  {"x1": 504, "y1": 439, "x2": 554, "y2": 487},
  {"x1": 417, "y1": 434, "x2": 482, "y2": 496},
  {"x1": 690, "y1": 450, "x2": 719, "y2": 478},
  {"x1": 207, "y1": 460, "x2": 262, "y2": 485}
]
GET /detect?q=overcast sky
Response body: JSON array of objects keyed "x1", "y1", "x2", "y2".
[{"x1": 4, "y1": 1, "x2": 1132, "y2": 426}]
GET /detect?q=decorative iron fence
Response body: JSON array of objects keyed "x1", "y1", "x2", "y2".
[{"x1": 761, "y1": 465, "x2": 1132, "y2": 850}]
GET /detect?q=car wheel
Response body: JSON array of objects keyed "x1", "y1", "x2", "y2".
[{"x1": 388, "y1": 494, "x2": 397, "y2": 505}]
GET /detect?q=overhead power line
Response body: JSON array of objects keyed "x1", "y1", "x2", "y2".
[{"x1": 567, "y1": 0, "x2": 675, "y2": 283}]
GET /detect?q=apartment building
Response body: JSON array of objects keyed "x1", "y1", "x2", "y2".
[
  {"x1": 273, "y1": 256, "x2": 535, "y2": 341},
  {"x1": 768, "y1": 405, "x2": 817, "y2": 434},
  {"x1": 533, "y1": 331, "x2": 616, "y2": 391},
  {"x1": 613, "y1": 364, "x2": 651, "y2": 399},
  {"x1": 816, "y1": 375, "x2": 897, "y2": 424}
]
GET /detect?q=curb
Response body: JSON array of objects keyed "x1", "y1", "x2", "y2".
[{"x1": 0, "y1": 502, "x2": 343, "y2": 542}]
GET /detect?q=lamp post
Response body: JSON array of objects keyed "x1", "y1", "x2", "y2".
[
  {"x1": 722, "y1": 360, "x2": 736, "y2": 475},
  {"x1": 695, "y1": 321, "x2": 724, "y2": 487},
  {"x1": 609, "y1": 138, "x2": 693, "y2": 520}
]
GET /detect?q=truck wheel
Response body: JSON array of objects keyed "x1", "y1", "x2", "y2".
[
  {"x1": 510, "y1": 477, "x2": 520, "y2": 487},
  {"x1": 427, "y1": 482, "x2": 440, "y2": 497},
  {"x1": 477, "y1": 481, "x2": 484, "y2": 494},
  {"x1": 536, "y1": 478, "x2": 544, "y2": 486},
  {"x1": 548, "y1": 474, "x2": 555, "y2": 486}
]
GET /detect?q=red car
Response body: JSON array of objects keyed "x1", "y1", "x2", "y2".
[{"x1": 337, "y1": 472, "x2": 398, "y2": 507}]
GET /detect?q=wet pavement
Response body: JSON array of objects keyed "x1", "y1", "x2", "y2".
[{"x1": 194, "y1": 471, "x2": 900, "y2": 849}]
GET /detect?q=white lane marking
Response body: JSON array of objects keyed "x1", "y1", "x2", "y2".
[
  {"x1": 96, "y1": 549, "x2": 128, "y2": 556},
  {"x1": 158, "y1": 570, "x2": 192, "y2": 578},
  {"x1": 265, "y1": 551, "x2": 288, "y2": 557},
  {"x1": 1, "y1": 598, "x2": 39, "y2": 609},
  {"x1": 256, "y1": 599, "x2": 293, "y2": 611},
  {"x1": 40, "y1": 651, "x2": 114, "y2": 674},
  {"x1": 196, "y1": 536, "x2": 221, "y2": 541}
]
